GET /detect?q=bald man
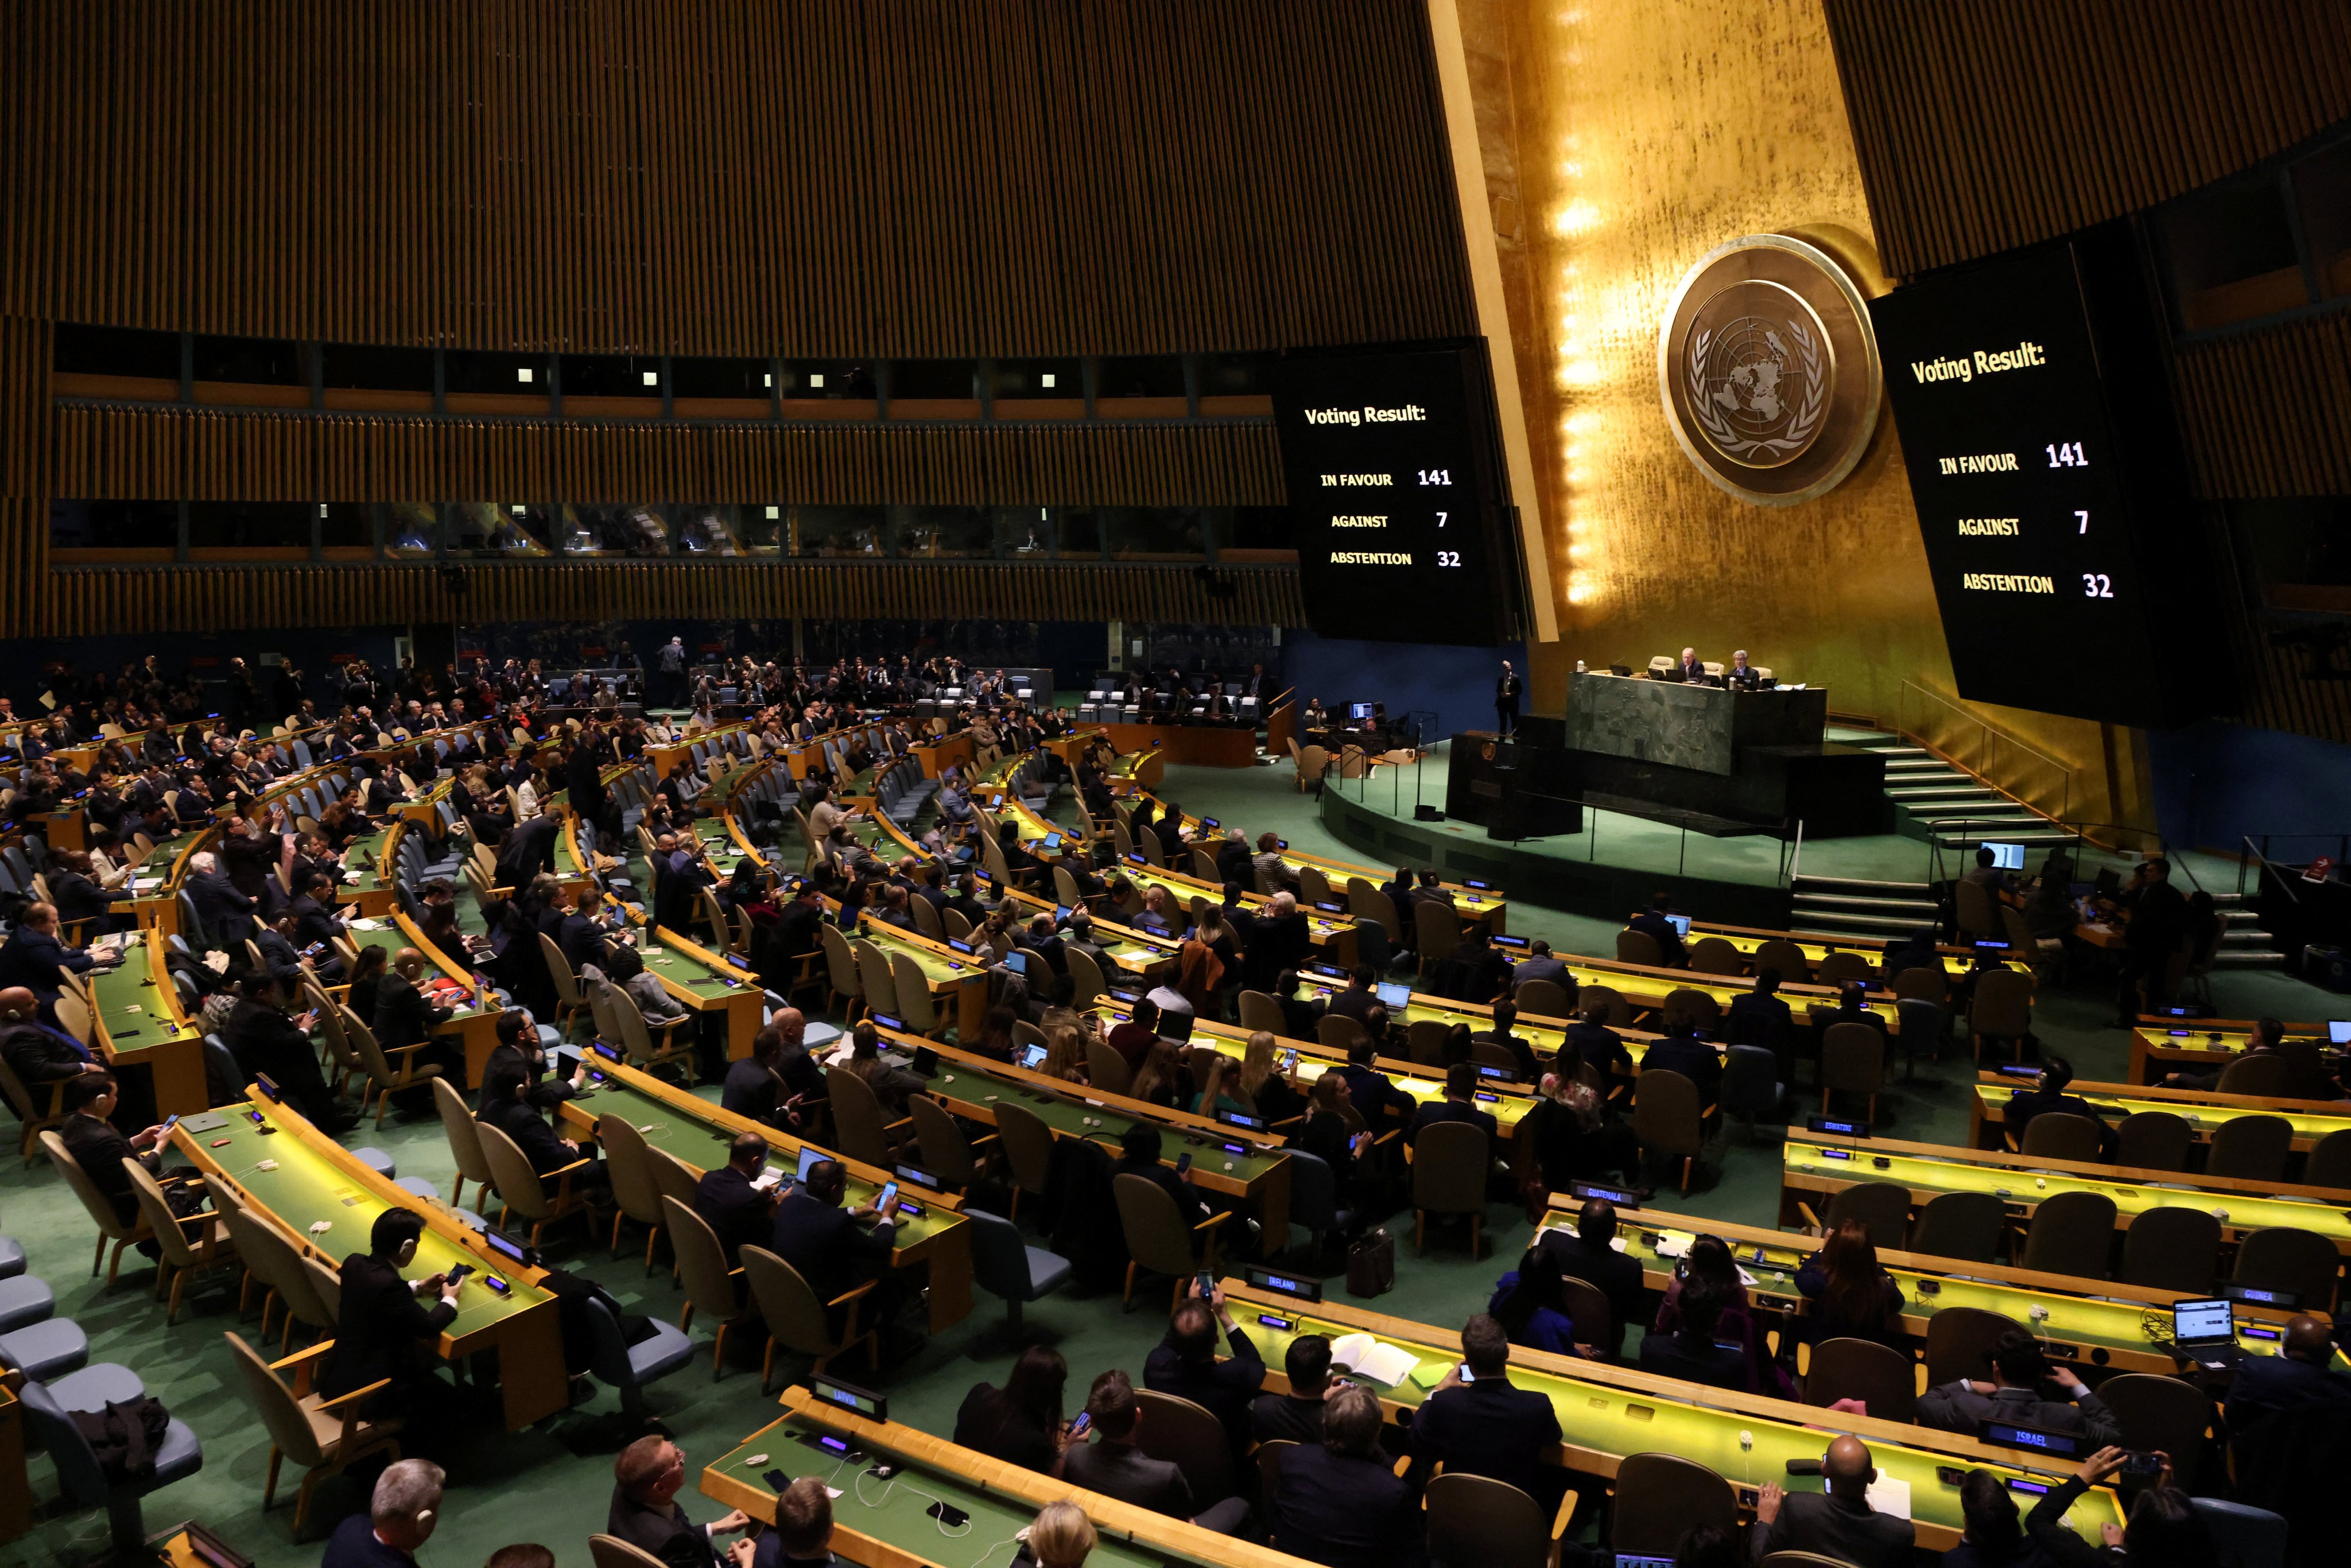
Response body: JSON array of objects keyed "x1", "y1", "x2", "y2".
[
  {"x1": 1750, "y1": 1435, "x2": 1913, "y2": 1567},
  {"x1": 2224, "y1": 1314, "x2": 2351, "y2": 1446},
  {"x1": 0, "y1": 983, "x2": 100, "y2": 1086}
]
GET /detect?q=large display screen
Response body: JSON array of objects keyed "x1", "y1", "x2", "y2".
[
  {"x1": 1269, "y1": 345, "x2": 1517, "y2": 645},
  {"x1": 1871, "y1": 243, "x2": 2187, "y2": 727}
]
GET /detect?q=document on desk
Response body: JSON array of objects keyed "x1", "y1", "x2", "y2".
[
  {"x1": 1329, "y1": 1334, "x2": 1421, "y2": 1387},
  {"x1": 1865, "y1": 1476, "x2": 1911, "y2": 1520}
]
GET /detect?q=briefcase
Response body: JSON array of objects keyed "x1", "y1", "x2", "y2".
[{"x1": 1346, "y1": 1227, "x2": 1395, "y2": 1298}]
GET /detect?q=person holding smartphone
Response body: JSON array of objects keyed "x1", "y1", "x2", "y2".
[
  {"x1": 767, "y1": 1156, "x2": 905, "y2": 1347},
  {"x1": 1142, "y1": 1278, "x2": 1265, "y2": 1462},
  {"x1": 316, "y1": 1210, "x2": 465, "y2": 1429}
]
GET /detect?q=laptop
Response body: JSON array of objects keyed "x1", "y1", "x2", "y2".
[
  {"x1": 2331, "y1": 1020, "x2": 2350, "y2": 1046},
  {"x1": 1375, "y1": 980, "x2": 1413, "y2": 1008},
  {"x1": 1981, "y1": 841, "x2": 2026, "y2": 871},
  {"x1": 1666, "y1": 914, "x2": 1692, "y2": 938},
  {"x1": 2167, "y1": 1297, "x2": 2243, "y2": 1369}
]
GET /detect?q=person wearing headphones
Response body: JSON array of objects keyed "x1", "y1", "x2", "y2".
[
  {"x1": 321, "y1": 1458, "x2": 444, "y2": 1568},
  {"x1": 316, "y1": 1210, "x2": 464, "y2": 1426},
  {"x1": 1750, "y1": 1435, "x2": 1914, "y2": 1566}
]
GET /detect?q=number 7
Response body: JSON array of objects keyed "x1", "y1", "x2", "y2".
[
  {"x1": 1436, "y1": 511, "x2": 1449, "y2": 529},
  {"x1": 2074, "y1": 510, "x2": 2088, "y2": 534}
]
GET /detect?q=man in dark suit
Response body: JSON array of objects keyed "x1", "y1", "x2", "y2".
[
  {"x1": 1252, "y1": 1333, "x2": 1340, "y2": 1447},
  {"x1": 696, "y1": 1132, "x2": 781, "y2": 1263},
  {"x1": 1406, "y1": 1062, "x2": 1499, "y2": 1147},
  {"x1": 56, "y1": 1071, "x2": 172, "y2": 1243},
  {"x1": 1112, "y1": 1124, "x2": 1212, "y2": 1233},
  {"x1": 319, "y1": 1460, "x2": 445, "y2": 1568},
  {"x1": 316, "y1": 1211, "x2": 463, "y2": 1422},
  {"x1": 1508, "y1": 939, "x2": 1572, "y2": 995},
  {"x1": 607, "y1": 1435, "x2": 755, "y2": 1568},
  {"x1": 1269, "y1": 1385, "x2": 1422, "y2": 1568},
  {"x1": 287, "y1": 872, "x2": 347, "y2": 953},
  {"x1": 374, "y1": 948, "x2": 458, "y2": 1073},
  {"x1": 479, "y1": 1008, "x2": 583, "y2": 1111},
  {"x1": 1673, "y1": 646, "x2": 1707, "y2": 685},
  {"x1": 225, "y1": 973, "x2": 352, "y2": 1131},
  {"x1": 1324, "y1": 966, "x2": 1381, "y2": 1027},
  {"x1": 1538, "y1": 1199, "x2": 1647, "y2": 1361},
  {"x1": 0, "y1": 901, "x2": 117, "y2": 1003},
  {"x1": 1825, "y1": 980, "x2": 1890, "y2": 1049},
  {"x1": 494, "y1": 814, "x2": 561, "y2": 890},
  {"x1": 1641, "y1": 1019, "x2": 1722, "y2": 1103},
  {"x1": 1336, "y1": 1038, "x2": 1397, "y2": 1130},
  {"x1": 1750, "y1": 1437, "x2": 1914, "y2": 1568},
  {"x1": 0, "y1": 984, "x2": 99, "y2": 1086},
  {"x1": 185, "y1": 851, "x2": 260, "y2": 944},
  {"x1": 2000, "y1": 1055, "x2": 2116, "y2": 1155},
  {"x1": 557, "y1": 883, "x2": 616, "y2": 975},
  {"x1": 479, "y1": 1065, "x2": 608, "y2": 1195},
  {"x1": 1564, "y1": 1006, "x2": 1635, "y2": 1086},
  {"x1": 1495, "y1": 660, "x2": 1521, "y2": 736},
  {"x1": 1724, "y1": 649, "x2": 1763, "y2": 690},
  {"x1": 1215, "y1": 829, "x2": 1254, "y2": 887},
  {"x1": 1404, "y1": 1314, "x2": 1564, "y2": 1503},
  {"x1": 1241, "y1": 891, "x2": 1313, "y2": 993},
  {"x1": 1143, "y1": 1282, "x2": 1267, "y2": 1459},
  {"x1": 1724, "y1": 968, "x2": 1794, "y2": 1058},
  {"x1": 1917, "y1": 1327, "x2": 2121, "y2": 1443},
  {"x1": 1062, "y1": 1370, "x2": 1252, "y2": 1533},
  {"x1": 2224, "y1": 1314, "x2": 2351, "y2": 1445},
  {"x1": 1636, "y1": 1274, "x2": 1749, "y2": 1391},
  {"x1": 769, "y1": 1158, "x2": 897, "y2": 1332},
  {"x1": 1626, "y1": 893, "x2": 1687, "y2": 967}
]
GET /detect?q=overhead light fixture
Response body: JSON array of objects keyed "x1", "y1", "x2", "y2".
[
  {"x1": 1041, "y1": 373, "x2": 1056, "y2": 388},
  {"x1": 763, "y1": 372, "x2": 773, "y2": 388},
  {"x1": 808, "y1": 373, "x2": 825, "y2": 389},
  {"x1": 516, "y1": 367, "x2": 533, "y2": 383},
  {"x1": 642, "y1": 371, "x2": 658, "y2": 387},
  {"x1": 765, "y1": 506, "x2": 781, "y2": 519}
]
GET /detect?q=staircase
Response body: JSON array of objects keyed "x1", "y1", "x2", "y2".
[
  {"x1": 1790, "y1": 873, "x2": 1940, "y2": 942},
  {"x1": 1809, "y1": 727, "x2": 2287, "y2": 968}
]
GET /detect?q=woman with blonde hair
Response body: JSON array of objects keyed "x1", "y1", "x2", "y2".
[
  {"x1": 1128, "y1": 1039, "x2": 1192, "y2": 1109},
  {"x1": 1187, "y1": 1050, "x2": 1251, "y2": 1119},
  {"x1": 1041, "y1": 1018, "x2": 1089, "y2": 1085},
  {"x1": 1237, "y1": 1031, "x2": 1303, "y2": 1123},
  {"x1": 1025, "y1": 1501, "x2": 1096, "y2": 1568}
]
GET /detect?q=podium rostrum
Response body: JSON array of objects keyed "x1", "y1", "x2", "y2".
[{"x1": 1564, "y1": 671, "x2": 1826, "y2": 773}]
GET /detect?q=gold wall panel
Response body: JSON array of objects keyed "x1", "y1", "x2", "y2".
[{"x1": 1457, "y1": 0, "x2": 2153, "y2": 828}]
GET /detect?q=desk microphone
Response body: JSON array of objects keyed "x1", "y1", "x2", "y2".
[{"x1": 1784, "y1": 1459, "x2": 1825, "y2": 1477}]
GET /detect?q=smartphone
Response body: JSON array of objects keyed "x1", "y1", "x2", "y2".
[
  {"x1": 2123, "y1": 1451, "x2": 2165, "y2": 1474},
  {"x1": 444, "y1": 1263, "x2": 474, "y2": 1286},
  {"x1": 1068, "y1": 1411, "x2": 1091, "y2": 1438},
  {"x1": 1196, "y1": 1270, "x2": 1215, "y2": 1299},
  {"x1": 763, "y1": 1469, "x2": 790, "y2": 1492},
  {"x1": 875, "y1": 1182, "x2": 899, "y2": 1213},
  {"x1": 926, "y1": 1502, "x2": 969, "y2": 1528},
  {"x1": 160, "y1": 1114, "x2": 181, "y2": 1136},
  {"x1": 1457, "y1": 1364, "x2": 1474, "y2": 1383},
  {"x1": 1175, "y1": 1152, "x2": 1193, "y2": 1176}
]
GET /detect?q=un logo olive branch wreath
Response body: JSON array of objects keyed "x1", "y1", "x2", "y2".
[{"x1": 1685, "y1": 317, "x2": 1827, "y2": 461}]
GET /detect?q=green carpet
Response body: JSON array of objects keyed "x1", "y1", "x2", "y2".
[{"x1": 3, "y1": 759, "x2": 2337, "y2": 1567}]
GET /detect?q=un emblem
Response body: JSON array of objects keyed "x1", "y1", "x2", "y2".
[{"x1": 1660, "y1": 234, "x2": 1882, "y2": 506}]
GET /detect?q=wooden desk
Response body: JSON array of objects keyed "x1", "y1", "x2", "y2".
[
  {"x1": 1969, "y1": 1071, "x2": 2351, "y2": 1158},
  {"x1": 1539, "y1": 1200, "x2": 2333, "y2": 1377},
  {"x1": 876, "y1": 1026, "x2": 1291, "y2": 1261},
  {"x1": 1085, "y1": 722, "x2": 1258, "y2": 769},
  {"x1": 89, "y1": 932, "x2": 210, "y2": 1117},
  {"x1": 555, "y1": 1057, "x2": 971, "y2": 1330},
  {"x1": 856, "y1": 919, "x2": 994, "y2": 1041},
  {"x1": 1779, "y1": 1130, "x2": 2351, "y2": 1275},
  {"x1": 2128, "y1": 1016, "x2": 2338, "y2": 1085},
  {"x1": 175, "y1": 1089, "x2": 568, "y2": 1429},
  {"x1": 705, "y1": 1386, "x2": 1317, "y2": 1568},
  {"x1": 1215, "y1": 1279, "x2": 2123, "y2": 1552},
  {"x1": 643, "y1": 925, "x2": 767, "y2": 1059},
  {"x1": 342, "y1": 910, "x2": 505, "y2": 1086}
]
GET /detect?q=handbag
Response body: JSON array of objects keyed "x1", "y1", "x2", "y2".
[{"x1": 1346, "y1": 1227, "x2": 1395, "y2": 1298}]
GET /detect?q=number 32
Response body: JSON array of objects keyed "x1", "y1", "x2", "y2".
[
  {"x1": 1437, "y1": 552, "x2": 1461, "y2": 568},
  {"x1": 2082, "y1": 573, "x2": 2112, "y2": 598}
]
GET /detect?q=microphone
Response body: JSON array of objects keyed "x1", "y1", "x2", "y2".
[{"x1": 1784, "y1": 1459, "x2": 1825, "y2": 1477}]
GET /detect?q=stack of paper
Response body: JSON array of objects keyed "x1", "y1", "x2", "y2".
[{"x1": 1328, "y1": 1333, "x2": 1421, "y2": 1387}]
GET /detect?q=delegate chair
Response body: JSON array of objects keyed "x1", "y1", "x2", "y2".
[
  {"x1": 1686, "y1": 938, "x2": 1744, "y2": 977},
  {"x1": 1815, "y1": 952, "x2": 1876, "y2": 988},
  {"x1": 1818, "y1": 1022, "x2": 1884, "y2": 1120},
  {"x1": 907, "y1": 1095, "x2": 994, "y2": 1190},
  {"x1": 2306, "y1": 1128, "x2": 2351, "y2": 1191},
  {"x1": 1616, "y1": 929, "x2": 1666, "y2": 968},
  {"x1": 2119, "y1": 1206, "x2": 2222, "y2": 1298},
  {"x1": 1112, "y1": 1171, "x2": 1230, "y2": 1311},
  {"x1": 1753, "y1": 940, "x2": 1813, "y2": 984},
  {"x1": 1632, "y1": 1069, "x2": 1708, "y2": 1193},
  {"x1": 2205, "y1": 1115, "x2": 2293, "y2": 1183},
  {"x1": 430, "y1": 1077, "x2": 496, "y2": 1214},
  {"x1": 21, "y1": 1373, "x2": 204, "y2": 1556},
  {"x1": 740, "y1": 1245, "x2": 876, "y2": 1391},
  {"x1": 1968, "y1": 969, "x2": 2035, "y2": 1061},
  {"x1": 475, "y1": 1120, "x2": 596, "y2": 1250},
  {"x1": 581, "y1": 1293, "x2": 696, "y2": 1422},
  {"x1": 1514, "y1": 977, "x2": 1574, "y2": 1020},
  {"x1": 992, "y1": 1101, "x2": 1056, "y2": 1224},
  {"x1": 2116, "y1": 1111, "x2": 2194, "y2": 1173},
  {"x1": 1426, "y1": 1472, "x2": 1580, "y2": 1568},
  {"x1": 40, "y1": 1130, "x2": 153, "y2": 1284},
  {"x1": 598, "y1": 1115, "x2": 672, "y2": 1272},
  {"x1": 2232, "y1": 1227, "x2": 2341, "y2": 1311},
  {"x1": 1611, "y1": 1453, "x2": 1739, "y2": 1559},
  {"x1": 660, "y1": 1196, "x2": 749, "y2": 1379},
  {"x1": 1925, "y1": 1307, "x2": 2027, "y2": 1388},
  {"x1": 1803, "y1": 1337, "x2": 1917, "y2": 1423},
  {"x1": 1411, "y1": 1121, "x2": 1489, "y2": 1259},
  {"x1": 2097, "y1": 1373, "x2": 2216, "y2": 1489},
  {"x1": 124, "y1": 1162, "x2": 232, "y2": 1325},
  {"x1": 224, "y1": 1331, "x2": 404, "y2": 1539},
  {"x1": 2216, "y1": 1054, "x2": 2291, "y2": 1098},
  {"x1": 2020, "y1": 1190, "x2": 2117, "y2": 1281},
  {"x1": 0, "y1": 1053, "x2": 68, "y2": 1162},
  {"x1": 2020, "y1": 1111, "x2": 2104, "y2": 1162},
  {"x1": 823, "y1": 1066, "x2": 907, "y2": 1167},
  {"x1": 1135, "y1": 1390, "x2": 1237, "y2": 1510},
  {"x1": 1083, "y1": 1036, "x2": 1132, "y2": 1097},
  {"x1": 962, "y1": 1206, "x2": 1073, "y2": 1338},
  {"x1": 1908, "y1": 1190, "x2": 2006, "y2": 1265},
  {"x1": 1816, "y1": 1181, "x2": 1911, "y2": 1245}
]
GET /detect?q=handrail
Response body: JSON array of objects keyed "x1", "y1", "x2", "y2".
[
  {"x1": 2239, "y1": 836, "x2": 2302, "y2": 905},
  {"x1": 1896, "y1": 678, "x2": 2074, "y2": 824}
]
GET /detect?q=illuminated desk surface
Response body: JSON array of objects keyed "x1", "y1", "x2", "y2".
[
  {"x1": 1970, "y1": 1073, "x2": 2351, "y2": 1154},
  {"x1": 1217, "y1": 1279, "x2": 2123, "y2": 1551},
  {"x1": 556, "y1": 1057, "x2": 969, "y2": 1328},
  {"x1": 2128, "y1": 1016, "x2": 2344, "y2": 1084},
  {"x1": 1540, "y1": 1201, "x2": 2336, "y2": 1376},
  {"x1": 704, "y1": 1387, "x2": 1306, "y2": 1568},
  {"x1": 88, "y1": 932, "x2": 210, "y2": 1116},
  {"x1": 173, "y1": 1089, "x2": 567, "y2": 1427},
  {"x1": 1780, "y1": 1130, "x2": 2351, "y2": 1252}
]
